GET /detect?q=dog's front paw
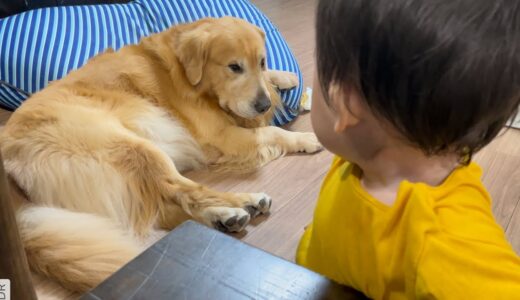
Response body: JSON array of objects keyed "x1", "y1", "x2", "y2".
[
  {"x1": 294, "y1": 132, "x2": 324, "y2": 154},
  {"x1": 244, "y1": 193, "x2": 272, "y2": 218},
  {"x1": 203, "y1": 207, "x2": 251, "y2": 233}
]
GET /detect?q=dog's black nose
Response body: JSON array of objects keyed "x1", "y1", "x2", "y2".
[{"x1": 254, "y1": 92, "x2": 271, "y2": 114}]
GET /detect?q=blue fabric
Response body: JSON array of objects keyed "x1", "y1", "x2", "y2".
[{"x1": 0, "y1": 0, "x2": 301, "y2": 125}]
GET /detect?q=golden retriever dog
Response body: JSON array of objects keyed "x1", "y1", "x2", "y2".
[{"x1": 0, "y1": 17, "x2": 321, "y2": 298}]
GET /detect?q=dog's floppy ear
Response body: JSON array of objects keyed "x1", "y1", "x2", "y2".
[
  {"x1": 174, "y1": 26, "x2": 210, "y2": 86},
  {"x1": 254, "y1": 25, "x2": 266, "y2": 41}
]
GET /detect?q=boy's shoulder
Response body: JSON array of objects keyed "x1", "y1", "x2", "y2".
[{"x1": 423, "y1": 163, "x2": 503, "y2": 240}]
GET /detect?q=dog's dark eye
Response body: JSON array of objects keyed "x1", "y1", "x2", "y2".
[
  {"x1": 260, "y1": 58, "x2": 266, "y2": 70},
  {"x1": 228, "y1": 63, "x2": 243, "y2": 73}
]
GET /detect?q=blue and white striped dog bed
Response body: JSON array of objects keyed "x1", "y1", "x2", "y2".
[{"x1": 0, "y1": 0, "x2": 301, "y2": 125}]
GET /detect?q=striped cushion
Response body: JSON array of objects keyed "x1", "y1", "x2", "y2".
[{"x1": 0, "y1": 0, "x2": 301, "y2": 125}]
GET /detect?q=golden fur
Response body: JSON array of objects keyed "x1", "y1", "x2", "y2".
[{"x1": 0, "y1": 17, "x2": 321, "y2": 298}]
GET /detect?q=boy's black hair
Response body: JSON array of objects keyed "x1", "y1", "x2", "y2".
[{"x1": 317, "y1": 0, "x2": 520, "y2": 162}]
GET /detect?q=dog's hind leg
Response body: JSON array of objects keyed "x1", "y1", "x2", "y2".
[{"x1": 107, "y1": 136, "x2": 271, "y2": 233}]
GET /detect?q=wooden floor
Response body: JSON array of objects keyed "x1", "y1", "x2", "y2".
[{"x1": 1, "y1": 0, "x2": 519, "y2": 261}]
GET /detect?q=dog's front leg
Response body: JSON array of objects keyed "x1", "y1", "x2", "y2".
[{"x1": 213, "y1": 126, "x2": 323, "y2": 169}]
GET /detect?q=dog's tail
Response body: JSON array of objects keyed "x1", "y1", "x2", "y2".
[{"x1": 17, "y1": 206, "x2": 141, "y2": 294}]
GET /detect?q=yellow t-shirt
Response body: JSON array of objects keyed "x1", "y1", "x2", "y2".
[{"x1": 297, "y1": 157, "x2": 520, "y2": 299}]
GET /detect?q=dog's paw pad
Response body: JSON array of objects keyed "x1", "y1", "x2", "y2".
[
  {"x1": 224, "y1": 215, "x2": 238, "y2": 227},
  {"x1": 237, "y1": 215, "x2": 249, "y2": 227},
  {"x1": 246, "y1": 193, "x2": 272, "y2": 217},
  {"x1": 205, "y1": 207, "x2": 250, "y2": 233}
]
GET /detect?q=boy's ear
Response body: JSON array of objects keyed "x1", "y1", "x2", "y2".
[{"x1": 329, "y1": 84, "x2": 361, "y2": 133}]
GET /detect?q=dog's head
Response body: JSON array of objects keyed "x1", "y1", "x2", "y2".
[{"x1": 173, "y1": 17, "x2": 273, "y2": 119}]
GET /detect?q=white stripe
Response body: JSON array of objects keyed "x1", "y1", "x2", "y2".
[
  {"x1": 11, "y1": 12, "x2": 26, "y2": 86},
  {"x1": 43, "y1": 9, "x2": 59, "y2": 88},
  {"x1": 193, "y1": 0, "x2": 207, "y2": 18},
  {"x1": 72, "y1": 6, "x2": 84, "y2": 69},
  {"x1": 104, "y1": 6, "x2": 116, "y2": 49},
  {"x1": 217, "y1": 0, "x2": 231, "y2": 15},
  {"x1": 92, "y1": 6, "x2": 100, "y2": 55},
  {"x1": 27, "y1": 9, "x2": 44, "y2": 92},
  {"x1": 178, "y1": 0, "x2": 195, "y2": 21},
  {"x1": 148, "y1": 0, "x2": 163, "y2": 27},
  {"x1": 19, "y1": 11, "x2": 34, "y2": 91},
  {"x1": 99, "y1": 7, "x2": 110, "y2": 50},
  {"x1": 1, "y1": 85, "x2": 23, "y2": 107},
  {"x1": 3, "y1": 14, "x2": 18, "y2": 82},
  {"x1": 185, "y1": 1, "x2": 201, "y2": 20},
  {"x1": 0, "y1": 87, "x2": 19, "y2": 109},
  {"x1": 170, "y1": 0, "x2": 185, "y2": 24},
  {"x1": 155, "y1": 0, "x2": 174, "y2": 26},
  {"x1": 225, "y1": 0, "x2": 241, "y2": 17},
  {"x1": 83, "y1": 6, "x2": 93, "y2": 65},
  {"x1": 121, "y1": 6, "x2": 133, "y2": 44},
  {"x1": 128, "y1": 4, "x2": 146, "y2": 36},
  {"x1": 0, "y1": 19, "x2": 9, "y2": 71},
  {"x1": 61, "y1": 7, "x2": 76, "y2": 77},
  {"x1": 0, "y1": 87, "x2": 13, "y2": 106},
  {"x1": 110, "y1": 5, "x2": 124, "y2": 49},
  {"x1": 52, "y1": 9, "x2": 68, "y2": 79}
]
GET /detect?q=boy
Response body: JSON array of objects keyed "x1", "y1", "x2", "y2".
[{"x1": 296, "y1": 0, "x2": 520, "y2": 298}]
